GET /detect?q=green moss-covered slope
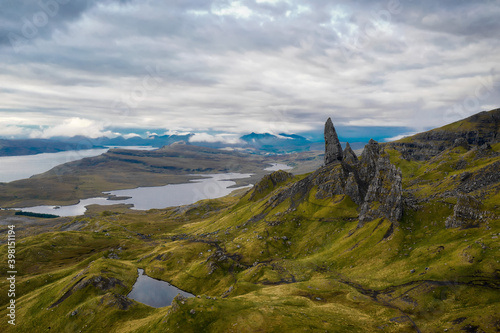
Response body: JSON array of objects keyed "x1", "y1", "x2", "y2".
[{"x1": 0, "y1": 111, "x2": 499, "y2": 332}]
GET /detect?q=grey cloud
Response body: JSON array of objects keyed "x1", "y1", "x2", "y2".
[
  {"x1": 0, "y1": 0, "x2": 94, "y2": 45},
  {"x1": 0, "y1": 0, "x2": 498, "y2": 138}
]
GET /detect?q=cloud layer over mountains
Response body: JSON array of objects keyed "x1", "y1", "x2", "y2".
[{"x1": 0, "y1": 0, "x2": 499, "y2": 139}]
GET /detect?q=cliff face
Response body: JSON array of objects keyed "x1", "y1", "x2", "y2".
[
  {"x1": 262, "y1": 119, "x2": 403, "y2": 225},
  {"x1": 358, "y1": 152, "x2": 403, "y2": 225},
  {"x1": 386, "y1": 108, "x2": 500, "y2": 161}
]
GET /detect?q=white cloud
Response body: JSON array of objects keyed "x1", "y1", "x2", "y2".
[
  {"x1": 189, "y1": 133, "x2": 244, "y2": 144},
  {"x1": 163, "y1": 130, "x2": 192, "y2": 136},
  {"x1": 256, "y1": 0, "x2": 281, "y2": 4},
  {"x1": 384, "y1": 132, "x2": 418, "y2": 142},
  {"x1": 212, "y1": 1, "x2": 253, "y2": 18},
  {"x1": 0, "y1": 124, "x2": 29, "y2": 138},
  {"x1": 30, "y1": 118, "x2": 116, "y2": 139},
  {"x1": 123, "y1": 133, "x2": 141, "y2": 139}
]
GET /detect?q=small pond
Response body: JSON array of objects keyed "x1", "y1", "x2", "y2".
[{"x1": 127, "y1": 269, "x2": 194, "y2": 308}]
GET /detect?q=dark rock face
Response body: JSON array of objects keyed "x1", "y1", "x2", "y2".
[
  {"x1": 314, "y1": 165, "x2": 348, "y2": 200},
  {"x1": 324, "y1": 118, "x2": 343, "y2": 165},
  {"x1": 454, "y1": 137, "x2": 470, "y2": 150},
  {"x1": 343, "y1": 142, "x2": 358, "y2": 165},
  {"x1": 358, "y1": 154, "x2": 403, "y2": 225},
  {"x1": 385, "y1": 141, "x2": 444, "y2": 161},
  {"x1": 345, "y1": 172, "x2": 362, "y2": 205},
  {"x1": 358, "y1": 139, "x2": 381, "y2": 185}
]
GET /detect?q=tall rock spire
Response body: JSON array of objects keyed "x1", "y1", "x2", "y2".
[{"x1": 324, "y1": 117, "x2": 343, "y2": 165}]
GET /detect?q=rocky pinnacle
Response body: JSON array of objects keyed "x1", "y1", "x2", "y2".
[
  {"x1": 324, "y1": 117, "x2": 343, "y2": 165},
  {"x1": 343, "y1": 142, "x2": 358, "y2": 165}
]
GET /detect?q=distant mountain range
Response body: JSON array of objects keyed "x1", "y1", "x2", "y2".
[
  {"x1": 0, "y1": 138, "x2": 100, "y2": 157},
  {"x1": 0, "y1": 132, "x2": 329, "y2": 156}
]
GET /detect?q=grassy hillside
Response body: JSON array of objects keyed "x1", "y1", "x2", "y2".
[
  {"x1": 0, "y1": 111, "x2": 498, "y2": 332},
  {"x1": 0, "y1": 150, "x2": 498, "y2": 331}
]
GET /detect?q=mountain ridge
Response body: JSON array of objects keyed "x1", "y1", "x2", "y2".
[
  {"x1": 0, "y1": 132, "x2": 320, "y2": 156},
  {"x1": 386, "y1": 108, "x2": 500, "y2": 161}
]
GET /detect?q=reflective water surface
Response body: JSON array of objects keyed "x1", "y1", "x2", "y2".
[
  {"x1": 264, "y1": 163, "x2": 293, "y2": 171},
  {"x1": 0, "y1": 149, "x2": 108, "y2": 183},
  {"x1": 14, "y1": 173, "x2": 252, "y2": 216},
  {"x1": 0, "y1": 146, "x2": 156, "y2": 183},
  {"x1": 128, "y1": 269, "x2": 194, "y2": 307}
]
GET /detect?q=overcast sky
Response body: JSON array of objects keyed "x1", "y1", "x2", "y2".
[{"x1": 0, "y1": 0, "x2": 499, "y2": 142}]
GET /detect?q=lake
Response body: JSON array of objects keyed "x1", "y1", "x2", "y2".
[
  {"x1": 264, "y1": 163, "x2": 293, "y2": 171},
  {"x1": 0, "y1": 149, "x2": 109, "y2": 183},
  {"x1": 14, "y1": 173, "x2": 253, "y2": 216},
  {"x1": 128, "y1": 268, "x2": 194, "y2": 308},
  {"x1": 6, "y1": 152, "x2": 290, "y2": 216},
  {"x1": 0, "y1": 146, "x2": 156, "y2": 183}
]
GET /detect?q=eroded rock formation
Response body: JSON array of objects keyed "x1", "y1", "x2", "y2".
[
  {"x1": 445, "y1": 194, "x2": 490, "y2": 228},
  {"x1": 358, "y1": 153, "x2": 403, "y2": 225},
  {"x1": 324, "y1": 117, "x2": 343, "y2": 165},
  {"x1": 343, "y1": 142, "x2": 358, "y2": 165},
  {"x1": 265, "y1": 118, "x2": 403, "y2": 225}
]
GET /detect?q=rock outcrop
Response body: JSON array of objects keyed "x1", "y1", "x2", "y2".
[
  {"x1": 50, "y1": 275, "x2": 125, "y2": 309},
  {"x1": 358, "y1": 154, "x2": 403, "y2": 225},
  {"x1": 456, "y1": 160, "x2": 500, "y2": 193},
  {"x1": 343, "y1": 142, "x2": 358, "y2": 165},
  {"x1": 344, "y1": 172, "x2": 362, "y2": 205},
  {"x1": 99, "y1": 294, "x2": 134, "y2": 310},
  {"x1": 324, "y1": 118, "x2": 343, "y2": 165},
  {"x1": 250, "y1": 170, "x2": 293, "y2": 201},
  {"x1": 358, "y1": 139, "x2": 381, "y2": 185},
  {"x1": 445, "y1": 194, "x2": 489, "y2": 228},
  {"x1": 267, "y1": 118, "x2": 403, "y2": 225}
]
